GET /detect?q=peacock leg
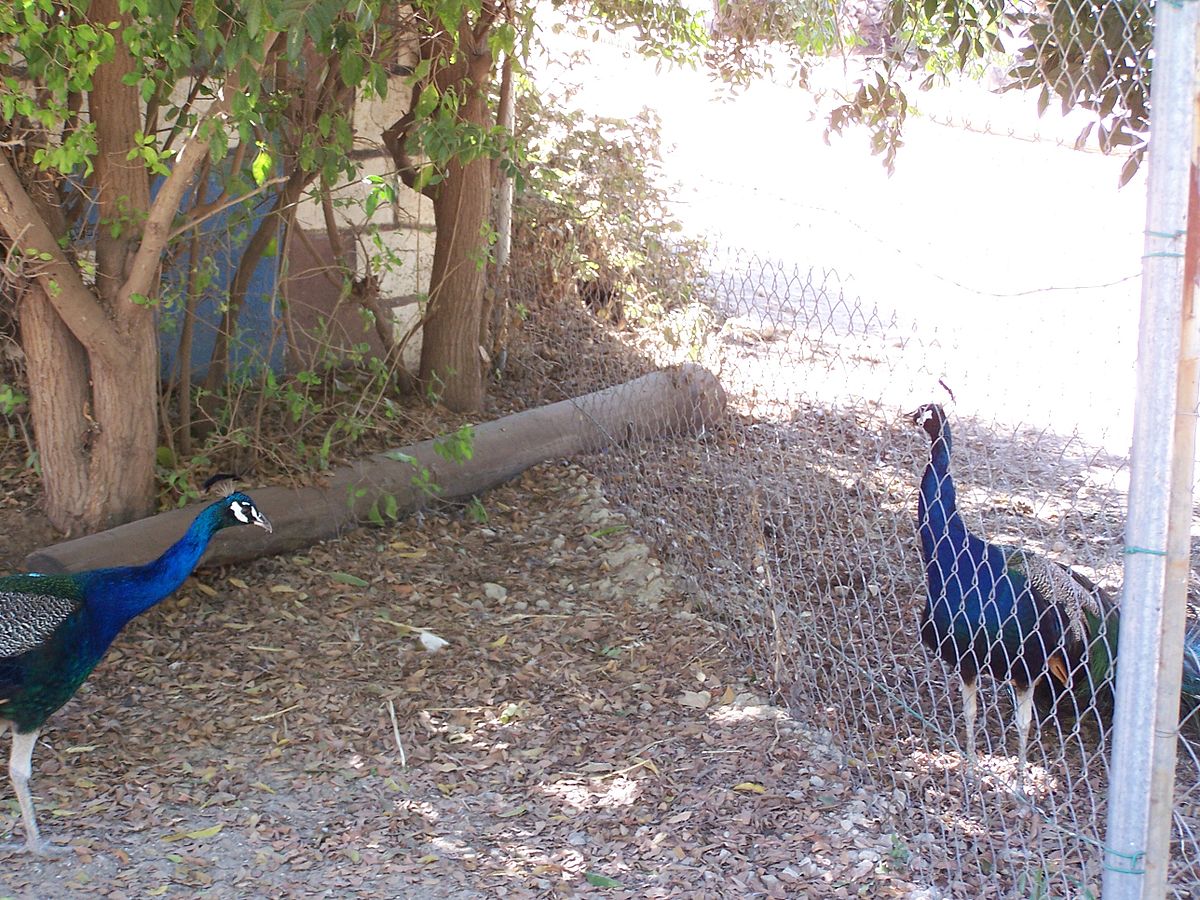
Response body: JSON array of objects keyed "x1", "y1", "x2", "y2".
[
  {"x1": 9, "y1": 728, "x2": 52, "y2": 855},
  {"x1": 1014, "y1": 684, "x2": 1034, "y2": 792},
  {"x1": 961, "y1": 678, "x2": 978, "y2": 763}
]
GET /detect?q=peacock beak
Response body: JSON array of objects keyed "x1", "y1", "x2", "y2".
[{"x1": 254, "y1": 510, "x2": 274, "y2": 534}]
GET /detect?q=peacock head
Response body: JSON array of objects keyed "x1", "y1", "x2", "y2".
[
  {"x1": 910, "y1": 403, "x2": 948, "y2": 442},
  {"x1": 214, "y1": 491, "x2": 273, "y2": 534}
]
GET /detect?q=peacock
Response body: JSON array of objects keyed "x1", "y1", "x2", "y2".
[
  {"x1": 0, "y1": 488, "x2": 272, "y2": 854},
  {"x1": 911, "y1": 403, "x2": 1119, "y2": 781},
  {"x1": 1182, "y1": 622, "x2": 1200, "y2": 728}
]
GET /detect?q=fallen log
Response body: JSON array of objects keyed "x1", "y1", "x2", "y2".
[{"x1": 25, "y1": 363, "x2": 726, "y2": 574}]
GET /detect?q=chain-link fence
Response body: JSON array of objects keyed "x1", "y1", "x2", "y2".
[
  {"x1": 504, "y1": 0, "x2": 1200, "y2": 893},
  {"x1": 508, "y1": 251, "x2": 1158, "y2": 896}
]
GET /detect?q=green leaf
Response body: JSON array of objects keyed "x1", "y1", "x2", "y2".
[
  {"x1": 251, "y1": 147, "x2": 273, "y2": 186},
  {"x1": 341, "y1": 49, "x2": 363, "y2": 86},
  {"x1": 414, "y1": 83, "x2": 439, "y2": 119},
  {"x1": 584, "y1": 871, "x2": 623, "y2": 888},
  {"x1": 409, "y1": 58, "x2": 432, "y2": 84},
  {"x1": 588, "y1": 525, "x2": 628, "y2": 539},
  {"x1": 245, "y1": 0, "x2": 263, "y2": 38},
  {"x1": 330, "y1": 572, "x2": 370, "y2": 588}
]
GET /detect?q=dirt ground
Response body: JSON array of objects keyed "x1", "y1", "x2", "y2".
[{"x1": 0, "y1": 463, "x2": 937, "y2": 898}]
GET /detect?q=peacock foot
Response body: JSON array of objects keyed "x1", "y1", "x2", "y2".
[{"x1": 1, "y1": 836, "x2": 66, "y2": 858}]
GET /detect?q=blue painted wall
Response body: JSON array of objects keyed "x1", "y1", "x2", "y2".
[{"x1": 157, "y1": 175, "x2": 283, "y2": 383}]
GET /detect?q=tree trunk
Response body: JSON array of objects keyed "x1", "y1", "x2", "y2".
[
  {"x1": 17, "y1": 289, "x2": 92, "y2": 530},
  {"x1": 6, "y1": 0, "x2": 157, "y2": 533},
  {"x1": 385, "y1": 13, "x2": 498, "y2": 414},
  {"x1": 421, "y1": 121, "x2": 491, "y2": 411},
  {"x1": 84, "y1": 333, "x2": 159, "y2": 529},
  {"x1": 77, "y1": 0, "x2": 157, "y2": 527}
]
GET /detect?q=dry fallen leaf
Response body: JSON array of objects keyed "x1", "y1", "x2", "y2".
[
  {"x1": 162, "y1": 823, "x2": 225, "y2": 842},
  {"x1": 732, "y1": 782, "x2": 766, "y2": 794},
  {"x1": 677, "y1": 690, "x2": 712, "y2": 709}
]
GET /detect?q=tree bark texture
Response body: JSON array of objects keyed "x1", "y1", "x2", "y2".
[
  {"x1": 71, "y1": 0, "x2": 158, "y2": 527},
  {"x1": 17, "y1": 288, "x2": 92, "y2": 528},
  {"x1": 422, "y1": 117, "x2": 491, "y2": 411}
]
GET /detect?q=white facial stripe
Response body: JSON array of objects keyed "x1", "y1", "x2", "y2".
[{"x1": 230, "y1": 501, "x2": 251, "y2": 524}]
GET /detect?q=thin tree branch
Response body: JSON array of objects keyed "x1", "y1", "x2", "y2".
[
  {"x1": 167, "y1": 174, "x2": 289, "y2": 243},
  {"x1": 0, "y1": 151, "x2": 123, "y2": 362}
]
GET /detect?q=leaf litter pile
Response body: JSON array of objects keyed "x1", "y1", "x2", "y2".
[{"x1": 0, "y1": 463, "x2": 941, "y2": 897}]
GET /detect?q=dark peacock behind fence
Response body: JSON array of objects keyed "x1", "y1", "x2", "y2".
[
  {"x1": 911, "y1": 402, "x2": 1120, "y2": 784},
  {"x1": 911, "y1": 403, "x2": 1200, "y2": 782},
  {"x1": 0, "y1": 490, "x2": 272, "y2": 855}
]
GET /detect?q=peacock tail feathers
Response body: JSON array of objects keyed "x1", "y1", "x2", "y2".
[
  {"x1": 1181, "y1": 623, "x2": 1200, "y2": 726},
  {"x1": 1002, "y1": 550, "x2": 1102, "y2": 643}
]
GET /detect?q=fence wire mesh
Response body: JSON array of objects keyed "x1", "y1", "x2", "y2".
[
  {"x1": 505, "y1": 0, "x2": 1200, "y2": 879},
  {"x1": 502, "y1": 242, "x2": 1173, "y2": 895}
]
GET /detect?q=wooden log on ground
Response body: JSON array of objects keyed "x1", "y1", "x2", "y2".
[{"x1": 25, "y1": 363, "x2": 726, "y2": 574}]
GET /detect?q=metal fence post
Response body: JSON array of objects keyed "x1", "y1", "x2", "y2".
[{"x1": 1103, "y1": 4, "x2": 1200, "y2": 896}]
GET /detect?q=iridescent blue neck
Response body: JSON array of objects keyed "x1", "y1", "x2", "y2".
[
  {"x1": 80, "y1": 501, "x2": 226, "y2": 638},
  {"x1": 919, "y1": 425, "x2": 964, "y2": 549}
]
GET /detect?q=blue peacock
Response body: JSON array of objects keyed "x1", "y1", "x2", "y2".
[
  {"x1": 911, "y1": 403, "x2": 1119, "y2": 780},
  {"x1": 1183, "y1": 622, "x2": 1200, "y2": 728},
  {"x1": 0, "y1": 489, "x2": 271, "y2": 854}
]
